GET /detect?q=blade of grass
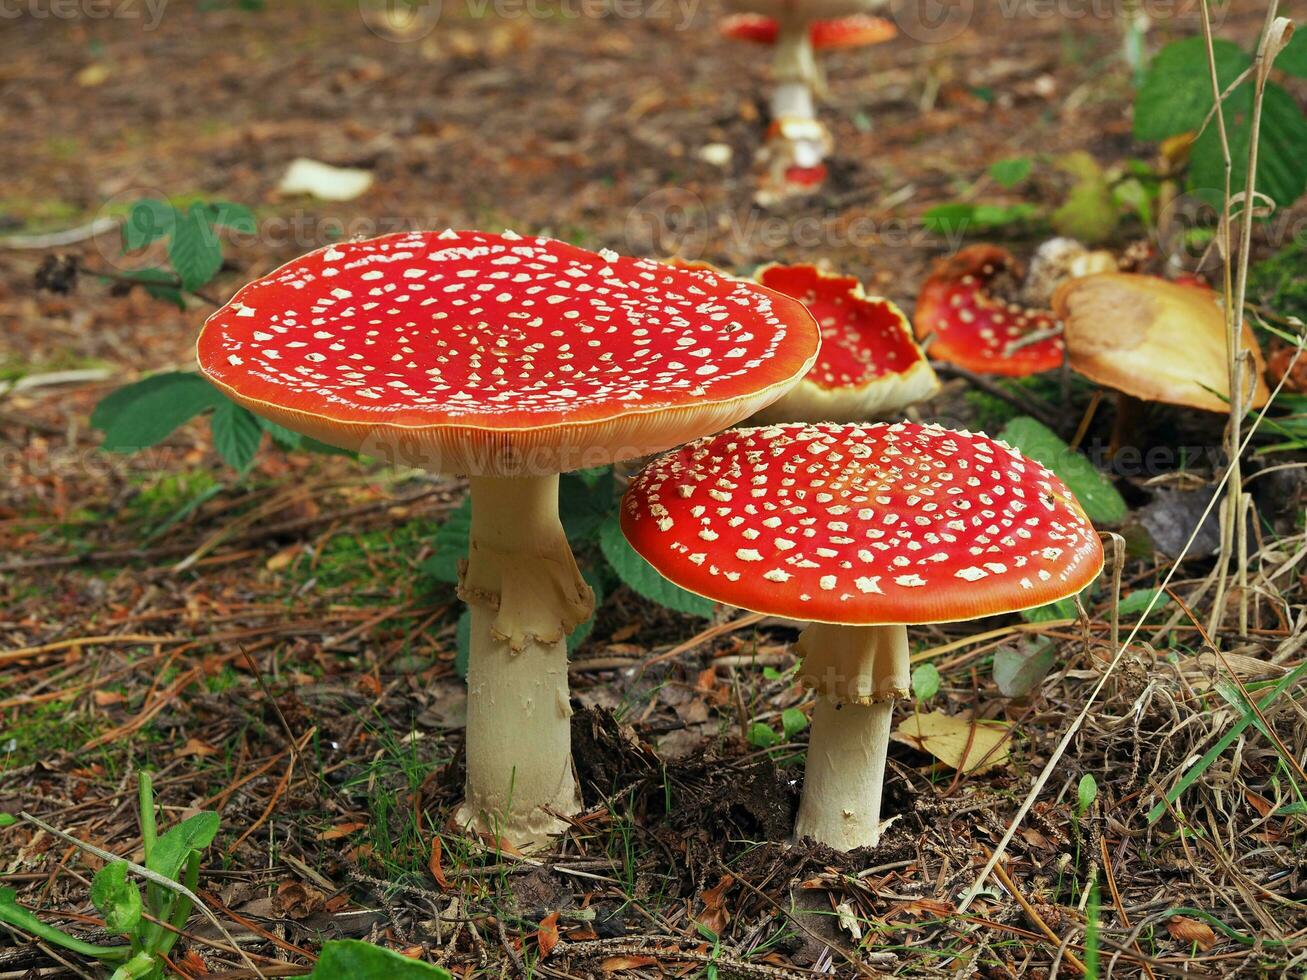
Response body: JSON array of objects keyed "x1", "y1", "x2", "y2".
[{"x1": 1146, "y1": 660, "x2": 1307, "y2": 823}]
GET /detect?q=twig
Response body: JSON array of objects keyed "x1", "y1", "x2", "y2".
[
  {"x1": 931, "y1": 361, "x2": 1064, "y2": 432},
  {"x1": 991, "y1": 860, "x2": 1087, "y2": 975}
]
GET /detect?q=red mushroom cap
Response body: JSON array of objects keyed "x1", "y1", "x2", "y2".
[
  {"x1": 914, "y1": 245, "x2": 1064, "y2": 377},
  {"x1": 197, "y1": 230, "x2": 820, "y2": 476},
  {"x1": 752, "y1": 264, "x2": 937, "y2": 422},
  {"x1": 719, "y1": 12, "x2": 896, "y2": 48},
  {"x1": 621, "y1": 421, "x2": 1103, "y2": 625}
]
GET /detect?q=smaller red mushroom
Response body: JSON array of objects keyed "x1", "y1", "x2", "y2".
[
  {"x1": 621, "y1": 422, "x2": 1104, "y2": 851},
  {"x1": 720, "y1": 12, "x2": 897, "y2": 49},
  {"x1": 914, "y1": 245, "x2": 1066, "y2": 377},
  {"x1": 751, "y1": 263, "x2": 938, "y2": 423}
]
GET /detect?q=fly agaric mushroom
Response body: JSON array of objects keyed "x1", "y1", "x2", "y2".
[
  {"x1": 1053, "y1": 272, "x2": 1270, "y2": 414},
  {"x1": 749, "y1": 264, "x2": 938, "y2": 423},
  {"x1": 914, "y1": 244, "x2": 1068, "y2": 376},
  {"x1": 621, "y1": 421, "x2": 1103, "y2": 851},
  {"x1": 722, "y1": 0, "x2": 895, "y2": 198},
  {"x1": 197, "y1": 229, "x2": 820, "y2": 847}
]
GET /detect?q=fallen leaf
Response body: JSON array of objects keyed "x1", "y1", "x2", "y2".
[
  {"x1": 265, "y1": 544, "x2": 302, "y2": 572},
  {"x1": 696, "y1": 874, "x2": 734, "y2": 935},
  {"x1": 892, "y1": 710, "x2": 1012, "y2": 773},
  {"x1": 601, "y1": 955, "x2": 658, "y2": 971},
  {"x1": 277, "y1": 158, "x2": 375, "y2": 201},
  {"x1": 273, "y1": 880, "x2": 326, "y2": 919},
  {"x1": 317, "y1": 821, "x2": 368, "y2": 841},
  {"x1": 536, "y1": 911, "x2": 560, "y2": 958},
  {"x1": 93, "y1": 690, "x2": 127, "y2": 707},
  {"x1": 1167, "y1": 915, "x2": 1216, "y2": 950},
  {"x1": 76, "y1": 63, "x2": 109, "y2": 87},
  {"x1": 428, "y1": 837, "x2": 451, "y2": 890},
  {"x1": 174, "y1": 738, "x2": 218, "y2": 759}
]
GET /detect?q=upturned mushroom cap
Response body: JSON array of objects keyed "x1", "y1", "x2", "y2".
[
  {"x1": 749, "y1": 264, "x2": 938, "y2": 423},
  {"x1": 1052, "y1": 273, "x2": 1270, "y2": 413},
  {"x1": 915, "y1": 245, "x2": 1065, "y2": 376},
  {"x1": 197, "y1": 230, "x2": 820, "y2": 476},
  {"x1": 621, "y1": 421, "x2": 1104, "y2": 626},
  {"x1": 720, "y1": 12, "x2": 897, "y2": 48}
]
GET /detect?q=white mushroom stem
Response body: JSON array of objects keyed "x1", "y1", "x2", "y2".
[
  {"x1": 793, "y1": 622, "x2": 910, "y2": 851},
  {"x1": 772, "y1": 13, "x2": 821, "y2": 96},
  {"x1": 455, "y1": 473, "x2": 593, "y2": 850}
]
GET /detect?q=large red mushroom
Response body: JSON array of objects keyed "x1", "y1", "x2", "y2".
[
  {"x1": 622, "y1": 422, "x2": 1103, "y2": 850},
  {"x1": 198, "y1": 229, "x2": 820, "y2": 847}
]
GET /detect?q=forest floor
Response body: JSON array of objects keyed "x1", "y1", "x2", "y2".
[{"x1": 1, "y1": 1, "x2": 1305, "y2": 977}]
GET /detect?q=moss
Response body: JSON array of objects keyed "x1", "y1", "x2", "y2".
[{"x1": 1249, "y1": 242, "x2": 1307, "y2": 324}]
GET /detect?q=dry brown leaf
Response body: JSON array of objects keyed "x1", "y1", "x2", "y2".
[
  {"x1": 174, "y1": 738, "x2": 218, "y2": 759},
  {"x1": 428, "y1": 836, "x2": 451, "y2": 890},
  {"x1": 317, "y1": 821, "x2": 367, "y2": 841},
  {"x1": 1166, "y1": 915, "x2": 1216, "y2": 950},
  {"x1": 892, "y1": 710, "x2": 1011, "y2": 773},
  {"x1": 696, "y1": 874, "x2": 734, "y2": 934},
  {"x1": 265, "y1": 544, "x2": 301, "y2": 572},
  {"x1": 536, "y1": 911, "x2": 560, "y2": 959},
  {"x1": 93, "y1": 690, "x2": 126, "y2": 707},
  {"x1": 601, "y1": 955, "x2": 658, "y2": 972}
]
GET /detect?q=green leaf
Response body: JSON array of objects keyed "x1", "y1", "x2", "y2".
[
  {"x1": 1020, "y1": 596, "x2": 1078, "y2": 624},
  {"x1": 0, "y1": 887, "x2": 130, "y2": 961},
  {"x1": 780, "y1": 707, "x2": 809, "y2": 739},
  {"x1": 121, "y1": 199, "x2": 177, "y2": 252},
  {"x1": 308, "y1": 939, "x2": 453, "y2": 979},
  {"x1": 454, "y1": 609, "x2": 471, "y2": 680},
  {"x1": 1189, "y1": 80, "x2": 1307, "y2": 211},
  {"x1": 168, "y1": 206, "x2": 224, "y2": 292},
  {"x1": 420, "y1": 497, "x2": 471, "y2": 586},
  {"x1": 0, "y1": 814, "x2": 15, "y2": 827},
  {"x1": 560, "y1": 468, "x2": 617, "y2": 542},
  {"x1": 993, "y1": 640, "x2": 1057, "y2": 697},
  {"x1": 998, "y1": 416, "x2": 1127, "y2": 525},
  {"x1": 1077, "y1": 773, "x2": 1099, "y2": 815},
  {"x1": 258, "y1": 416, "x2": 304, "y2": 451},
  {"x1": 988, "y1": 157, "x2": 1032, "y2": 189},
  {"x1": 1117, "y1": 588, "x2": 1171, "y2": 616},
  {"x1": 109, "y1": 951, "x2": 159, "y2": 980},
  {"x1": 93, "y1": 373, "x2": 227, "y2": 453},
  {"x1": 210, "y1": 400, "x2": 263, "y2": 471},
  {"x1": 1276, "y1": 801, "x2": 1307, "y2": 816},
  {"x1": 911, "y1": 663, "x2": 941, "y2": 701},
  {"x1": 205, "y1": 201, "x2": 256, "y2": 234},
  {"x1": 1278, "y1": 30, "x2": 1307, "y2": 79},
  {"x1": 122, "y1": 267, "x2": 185, "y2": 309},
  {"x1": 1133, "y1": 38, "x2": 1251, "y2": 141},
  {"x1": 923, "y1": 202, "x2": 1038, "y2": 236},
  {"x1": 148, "y1": 812, "x2": 220, "y2": 884},
  {"x1": 746, "y1": 722, "x2": 781, "y2": 749},
  {"x1": 1051, "y1": 174, "x2": 1118, "y2": 245},
  {"x1": 567, "y1": 569, "x2": 604, "y2": 653},
  {"x1": 90, "y1": 862, "x2": 143, "y2": 936},
  {"x1": 598, "y1": 514, "x2": 714, "y2": 619}
]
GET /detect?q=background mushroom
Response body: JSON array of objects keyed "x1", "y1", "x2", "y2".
[
  {"x1": 749, "y1": 263, "x2": 938, "y2": 423},
  {"x1": 1053, "y1": 272, "x2": 1271, "y2": 414},
  {"x1": 197, "y1": 229, "x2": 820, "y2": 847},
  {"x1": 620, "y1": 421, "x2": 1103, "y2": 850},
  {"x1": 722, "y1": 0, "x2": 894, "y2": 197}
]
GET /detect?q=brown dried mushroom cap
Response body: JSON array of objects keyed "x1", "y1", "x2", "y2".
[{"x1": 1053, "y1": 273, "x2": 1270, "y2": 413}]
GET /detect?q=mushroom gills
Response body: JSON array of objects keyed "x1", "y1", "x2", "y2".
[{"x1": 793, "y1": 621, "x2": 909, "y2": 851}]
